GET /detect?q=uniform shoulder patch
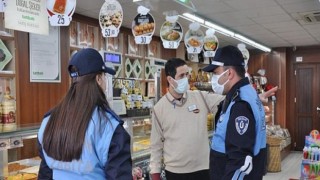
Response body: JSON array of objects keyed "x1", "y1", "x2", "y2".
[{"x1": 235, "y1": 116, "x2": 249, "y2": 135}]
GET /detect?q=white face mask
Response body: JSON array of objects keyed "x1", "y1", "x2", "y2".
[
  {"x1": 211, "y1": 69, "x2": 229, "y2": 95},
  {"x1": 172, "y1": 77, "x2": 189, "y2": 94}
]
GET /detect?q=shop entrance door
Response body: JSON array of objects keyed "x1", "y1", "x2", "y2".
[{"x1": 294, "y1": 64, "x2": 320, "y2": 150}]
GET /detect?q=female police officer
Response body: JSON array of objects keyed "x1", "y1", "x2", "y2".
[{"x1": 37, "y1": 48, "x2": 132, "y2": 179}]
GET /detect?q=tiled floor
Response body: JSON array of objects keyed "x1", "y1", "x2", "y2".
[{"x1": 263, "y1": 151, "x2": 302, "y2": 180}]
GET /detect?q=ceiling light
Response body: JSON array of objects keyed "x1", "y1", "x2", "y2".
[
  {"x1": 204, "y1": 21, "x2": 234, "y2": 37},
  {"x1": 182, "y1": 13, "x2": 205, "y2": 24},
  {"x1": 234, "y1": 34, "x2": 271, "y2": 52},
  {"x1": 180, "y1": 12, "x2": 271, "y2": 52},
  {"x1": 234, "y1": 34, "x2": 256, "y2": 46}
]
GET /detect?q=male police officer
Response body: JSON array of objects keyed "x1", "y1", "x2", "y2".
[{"x1": 203, "y1": 45, "x2": 267, "y2": 180}]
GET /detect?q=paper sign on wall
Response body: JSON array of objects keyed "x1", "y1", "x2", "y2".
[{"x1": 5, "y1": 0, "x2": 48, "y2": 35}]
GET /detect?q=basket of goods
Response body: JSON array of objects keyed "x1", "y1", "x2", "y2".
[{"x1": 267, "y1": 136, "x2": 283, "y2": 172}]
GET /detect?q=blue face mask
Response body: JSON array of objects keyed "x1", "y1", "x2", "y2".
[
  {"x1": 211, "y1": 69, "x2": 229, "y2": 95},
  {"x1": 172, "y1": 77, "x2": 189, "y2": 94}
]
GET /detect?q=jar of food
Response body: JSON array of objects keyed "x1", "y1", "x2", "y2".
[{"x1": 2, "y1": 93, "x2": 16, "y2": 132}]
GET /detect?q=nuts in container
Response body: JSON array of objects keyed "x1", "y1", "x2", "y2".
[
  {"x1": 133, "y1": 22, "x2": 155, "y2": 36},
  {"x1": 100, "y1": 11, "x2": 123, "y2": 28},
  {"x1": 99, "y1": 1, "x2": 123, "y2": 30},
  {"x1": 131, "y1": 12, "x2": 155, "y2": 37}
]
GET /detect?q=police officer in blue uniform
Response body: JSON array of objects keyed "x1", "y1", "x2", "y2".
[
  {"x1": 37, "y1": 48, "x2": 132, "y2": 179},
  {"x1": 203, "y1": 45, "x2": 267, "y2": 180}
]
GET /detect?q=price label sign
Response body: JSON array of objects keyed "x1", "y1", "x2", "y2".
[
  {"x1": 187, "y1": 46, "x2": 202, "y2": 54},
  {"x1": 99, "y1": 0, "x2": 123, "y2": 38},
  {"x1": 135, "y1": 36, "x2": 152, "y2": 44},
  {"x1": 10, "y1": 137, "x2": 23, "y2": 148},
  {"x1": 49, "y1": 14, "x2": 71, "y2": 26},
  {"x1": 204, "y1": 51, "x2": 216, "y2": 57},
  {"x1": 163, "y1": 41, "x2": 179, "y2": 49},
  {"x1": 0, "y1": 139, "x2": 9, "y2": 151},
  {"x1": 47, "y1": 0, "x2": 76, "y2": 27},
  {"x1": 102, "y1": 26, "x2": 119, "y2": 37}
]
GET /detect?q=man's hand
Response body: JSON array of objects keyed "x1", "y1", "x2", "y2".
[
  {"x1": 151, "y1": 173, "x2": 161, "y2": 180},
  {"x1": 259, "y1": 86, "x2": 278, "y2": 103}
]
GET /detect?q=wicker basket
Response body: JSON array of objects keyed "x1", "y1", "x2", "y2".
[{"x1": 267, "y1": 136, "x2": 283, "y2": 172}]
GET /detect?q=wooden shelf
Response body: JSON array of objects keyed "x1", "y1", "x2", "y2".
[
  {"x1": 70, "y1": 45, "x2": 83, "y2": 52},
  {"x1": 0, "y1": 35, "x2": 14, "y2": 41},
  {"x1": 0, "y1": 71, "x2": 15, "y2": 78},
  {"x1": 124, "y1": 54, "x2": 144, "y2": 59}
]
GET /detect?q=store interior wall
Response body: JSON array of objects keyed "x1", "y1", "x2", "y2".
[{"x1": 11, "y1": 12, "x2": 320, "y2": 158}]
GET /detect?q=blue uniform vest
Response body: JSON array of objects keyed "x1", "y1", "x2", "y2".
[
  {"x1": 38, "y1": 107, "x2": 121, "y2": 179},
  {"x1": 211, "y1": 84, "x2": 266, "y2": 156}
]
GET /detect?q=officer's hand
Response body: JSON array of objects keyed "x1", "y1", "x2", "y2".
[
  {"x1": 151, "y1": 173, "x2": 161, "y2": 180},
  {"x1": 240, "y1": 155, "x2": 253, "y2": 175},
  {"x1": 259, "y1": 86, "x2": 278, "y2": 103}
]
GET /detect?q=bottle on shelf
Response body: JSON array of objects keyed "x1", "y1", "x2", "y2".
[{"x1": 1, "y1": 86, "x2": 16, "y2": 132}]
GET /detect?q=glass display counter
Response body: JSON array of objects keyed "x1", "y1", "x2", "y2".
[
  {"x1": 122, "y1": 115, "x2": 152, "y2": 179},
  {"x1": 0, "y1": 124, "x2": 40, "y2": 179}
]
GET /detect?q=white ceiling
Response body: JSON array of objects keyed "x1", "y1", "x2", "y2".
[{"x1": 75, "y1": 0, "x2": 320, "y2": 50}]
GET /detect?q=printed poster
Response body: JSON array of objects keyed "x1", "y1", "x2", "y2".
[{"x1": 5, "y1": 0, "x2": 49, "y2": 35}]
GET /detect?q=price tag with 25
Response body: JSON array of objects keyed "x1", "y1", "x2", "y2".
[{"x1": 49, "y1": 15, "x2": 71, "y2": 26}]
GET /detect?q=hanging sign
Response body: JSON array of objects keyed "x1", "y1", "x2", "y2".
[
  {"x1": 160, "y1": 15, "x2": 183, "y2": 49},
  {"x1": 5, "y1": 0, "x2": 48, "y2": 35},
  {"x1": 238, "y1": 43, "x2": 250, "y2": 65},
  {"x1": 47, "y1": 0, "x2": 76, "y2": 26},
  {"x1": 203, "y1": 29, "x2": 219, "y2": 57},
  {"x1": 0, "y1": 0, "x2": 7, "y2": 12},
  {"x1": 237, "y1": 43, "x2": 250, "y2": 70},
  {"x1": 132, "y1": 6, "x2": 155, "y2": 44},
  {"x1": 99, "y1": 0, "x2": 123, "y2": 38},
  {"x1": 184, "y1": 22, "x2": 204, "y2": 54}
]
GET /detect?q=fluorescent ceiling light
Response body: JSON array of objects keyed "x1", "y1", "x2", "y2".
[
  {"x1": 234, "y1": 34, "x2": 271, "y2": 52},
  {"x1": 204, "y1": 21, "x2": 234, "y2": 37},
  {"x1": 180, "y1": 12, "x2": 271, "y2": 52},
  {"x1": 182, "y1": 13, "x2": 205, "y2": 24},
  {"x1": 234, "y1": 34, "x2": 257, "y2": 46}
]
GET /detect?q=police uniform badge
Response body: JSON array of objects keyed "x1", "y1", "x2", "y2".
[{"x1": 235, "y1": 116, "x2": 249, "y2": 135}]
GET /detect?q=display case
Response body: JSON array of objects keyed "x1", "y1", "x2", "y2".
[
  {"x1": 123, "y1": 116, "x2": 152, "y2": 179},
  {"x1": 0, "y1": 13, "x2": 18, "y2": 133},
  {"x1": 0, "y1": 124, "x2": 40, "y2": 179}
]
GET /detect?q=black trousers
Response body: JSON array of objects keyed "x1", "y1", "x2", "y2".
[{"x1": 165, "y1": 169, "x2": 210, "y2": 180}]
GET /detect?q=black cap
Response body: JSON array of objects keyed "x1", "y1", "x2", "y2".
[
  {"x1": 68, "y1": 48, "x2": 116, "y2": 77},
  {"x1": 203, "y1": 45, "x2": 245, "y2": 72}
]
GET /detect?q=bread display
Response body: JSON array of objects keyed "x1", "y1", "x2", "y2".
[
  {"x1": 5, "y1": 173, "x2": 37, "y2": 180},
  {"x1": 8, "y1": 163, "x2": 30, "y2": 173}
]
